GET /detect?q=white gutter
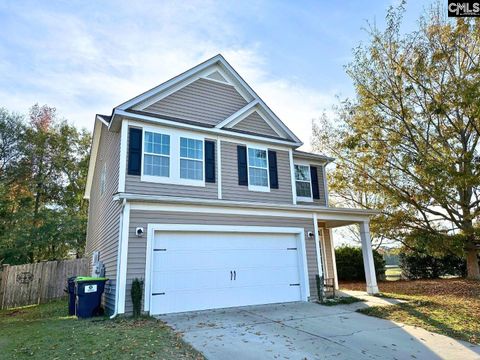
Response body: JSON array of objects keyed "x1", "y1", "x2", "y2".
[
  {"x1": 112, "y1": 109, "x2": 303, "y2": 147},
  {"x1": 114, "y1": 192, "x2": 379, "y2": 217},
  {"x1": 110, "y1": 199, "x2": 126, "y2": 319}
]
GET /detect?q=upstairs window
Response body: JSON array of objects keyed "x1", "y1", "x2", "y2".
[
  {"x1": 248, "y1": 147, "x2": 269, "y2": 191},
  {"x1": 144, "y1": 131, "x2": 170, "y2": 177},
  {"x1": 295, "y1": 164, "x2": 312, "y2": 201},
  {"x1": 180, "y1": 137, "x2": 203, "y2": 180}
]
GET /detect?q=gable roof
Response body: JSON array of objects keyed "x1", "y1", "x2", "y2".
[{"x1": 111, "y1": 54, "x2": 302, "y2": 145}]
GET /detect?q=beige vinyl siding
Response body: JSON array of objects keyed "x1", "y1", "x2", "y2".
[
  {"x1": 84, "y1": 126, "x2": 122, "y2": 314},
  {"x1": 125, "y1": 130, "x2": 218, "y2": 199},
  {"x1": 231, "y1": 111, "x2": 279, "y2": 138},
  {"x1": 221, "y1": 140, "x2": 293, "y2": 204},
  {"x1": 144, "y1": 78, "x2": 247, "y2": 126},
  {"x1": 125, "y1": 211, "x2": 321, "y2": 314},
  {"x1": 319, "y1": 225, "x2": 335, "y2": 280}
]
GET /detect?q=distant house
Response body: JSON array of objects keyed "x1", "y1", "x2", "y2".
[{"x1": 84, "y1": 55, "x2": 378, "y2": 316}]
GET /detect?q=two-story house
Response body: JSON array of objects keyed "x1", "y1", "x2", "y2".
[{"x1": 84, "y1": 55, "x2": 379, "y2": 316}]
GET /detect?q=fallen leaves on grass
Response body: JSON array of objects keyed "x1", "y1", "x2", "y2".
[{"x1": 342, "y1": 279, "x2": 480, "y2": 344}]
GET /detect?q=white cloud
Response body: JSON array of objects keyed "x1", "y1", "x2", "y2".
[{"x1": 1, "y1": 1, "x2": 336, "y2": 150}]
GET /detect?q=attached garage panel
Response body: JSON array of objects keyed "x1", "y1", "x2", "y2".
[{"x1": 149, "y1": 230, "x2": 307, "y2": 315}]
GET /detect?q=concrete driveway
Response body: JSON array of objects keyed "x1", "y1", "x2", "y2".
[{"x1": 159, "y1": 302, "x2": 480, "y2": 360}]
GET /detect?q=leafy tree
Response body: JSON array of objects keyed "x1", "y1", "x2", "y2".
[
  {"x1": 0, "y1": 105, "x2": 90, "y2": 264},
  {"x1": 313, "y1": 3, "x2": 480, "y2": 279}
]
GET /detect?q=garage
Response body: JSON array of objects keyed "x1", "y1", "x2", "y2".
[{"x1": 145, "y1": 225, "x2": 309, "y2": 315}]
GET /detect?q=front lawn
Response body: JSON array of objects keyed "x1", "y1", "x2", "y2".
[
  {"x1": 0, "y1": 300, "x2": 204, "y2": 359},
  {"x1": 341, "y1": 278, "x2": 480, "y2": 344}
]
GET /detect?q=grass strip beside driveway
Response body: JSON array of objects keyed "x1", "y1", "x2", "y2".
[
  {"x1": 0, "y1": 300, "x2": 204, "y2": 360},
  {"x1": 342, "y1": 279, "x2": 480, "y2": 345}
]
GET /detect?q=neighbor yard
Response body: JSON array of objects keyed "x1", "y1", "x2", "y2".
[
  {"x1": 341, "y1": 278, "x2": 480, "y2": 344},
  {"x1": 0, "y1": 300, "x2": 204, "y2": 359}
]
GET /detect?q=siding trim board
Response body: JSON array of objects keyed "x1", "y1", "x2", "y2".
[
  {"x1": 118, "y1": 195, "x2": 377, "y2": 221},
  {"x1": 117, "y1": 202, "x2": 130, "y2": 314},
  {"x1": 118, "y1": 111, "x2": 302, "y2": 147},
  {"x1": 119, "y1": 120, "x2": 129, "y2": 192}
]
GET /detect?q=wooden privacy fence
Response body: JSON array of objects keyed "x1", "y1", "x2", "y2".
[{"x1": 0, "y1": 258, "x2": 89, "y2": 309}]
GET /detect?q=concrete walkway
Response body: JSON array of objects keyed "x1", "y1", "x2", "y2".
[
  {"x1": 336, "y1": 289, "x2": 408, "y2": 311},
  {"x1": 159, "y1": 302, "x2": 480, "y2": 360}
]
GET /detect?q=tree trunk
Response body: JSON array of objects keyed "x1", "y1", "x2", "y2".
[{"x1": 466, "y1": 248, "x2": 480, "y2": 280}]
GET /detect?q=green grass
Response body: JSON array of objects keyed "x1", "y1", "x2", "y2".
[
  {"x1": 321, "y1": 296, "x2": 362, "y2": 306},
  {"x1": 342, "y1": 279, "x2": 480, "y2": 344},
  {"x1": 0, "y1": 300, "x2": 204, "y2": 359}
]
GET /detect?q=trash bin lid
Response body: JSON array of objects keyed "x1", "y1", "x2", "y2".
[{"x1": 75, "y1": 276, "x2": 108, "y2": 282}]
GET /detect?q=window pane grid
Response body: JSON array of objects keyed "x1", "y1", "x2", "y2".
[
  {"x1": 144, "y1": 131, "x2": 170, "y2": 177},
  {"x1": 144, "y1": 154, "x2": 169, "y2": 177},
  {"x1": 180, "y1": 137, "x2": 203, "y2": 160},
  {"x1": 248, "y1": 148, "x2": 268, "y2": 187},
  {"x1": 180, "y1": 137, "x2": 204, "y2": 180},
  {"x1": 248, "y1": 148, "x2": 267, "y2": 168},
  {"x1": 296, "y1": 180, "x2": 311, "y2": 197},
  {"x1": 295, "y1": 165, "x2": 310, "y2": 181},
  {"x1": 180, "y1": 159, "x2": 203, "y2": 180},
  {"x1": 295, "y1": 165, "x2": 312, "y2": 198},
  {"x1": 145, "y1": 131, "x2": 170, "y2": 156},
  {"x1": 249, "y1": 167, "x2": 268, "y2": 186}
]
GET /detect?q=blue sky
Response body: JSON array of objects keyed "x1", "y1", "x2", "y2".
[{"x1": 0, "y1": 0, "x2": 430, "y2": 148}]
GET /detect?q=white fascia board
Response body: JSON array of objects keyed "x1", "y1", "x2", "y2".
[
  {"x1": 216, "y1": 58, "x2": 302, "y2": 145},
  {"x1": 215, "y1": 100, "x2": 259, "y2": 129},
  {"x1": 84, "y1": 118, "x2": 103, "y2": 199},
  {"x1": 116, "y1": 55, "x2": 224, "y2": 111},
  {"x1": 118, "y1": 119, "x2": 129, "y2": 193},
  {"x1": 117, "y1": 193, "x2": 379, "y2": 219},
  {"x1": 116, "y1": 109, "x2": 303, "y2": 147},
  {"x1": 293, "y1": 151, "x2": 335, "y2": 164},
  {"x1": 218, "y1": 103, "x2": 290, "y2": 141},
  {"x1": 96, "y1": 114, "x2": 110, "y2": 127}
]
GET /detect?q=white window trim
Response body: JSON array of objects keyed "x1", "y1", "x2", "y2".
[
  {"x1": 143, "y1": 131, "x2": 170, "y2": 179},
  {"x1": 140, "y1": 125, "x2": 206, "y2": 187},
  {"x1": 179, "y1": 137, "x2": 205, "y2": 181},
  {"x1": 247, "y1": 145, "x2": 270, "y2": 192},
  {"x1": 294, "y1": 163, "x2": 313, "y2": 202}
]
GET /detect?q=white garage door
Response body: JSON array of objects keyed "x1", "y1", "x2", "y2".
[{"x1": 149, "y1": 230, "x2": 306, "y2": 314}]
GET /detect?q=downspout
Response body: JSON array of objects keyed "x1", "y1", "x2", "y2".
[{"x1": 110, "y1": 198, "x2": 127, "y2": 319}]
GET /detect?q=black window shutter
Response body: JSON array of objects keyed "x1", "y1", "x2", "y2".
[
  {"x1": 128, "y1": 128, "x2": 142, "y2": 176},
  {"x1": 310, "y1": 166, "x2": 320, "y2": 199},
  {"x1": 268, "y1": 150, "x2": 278, "y2": 189},
  {"x1": 204, "y1": 140, "x2": 216, "y2": 183},
  {"x1": 237, "y1": 145, "x2": 248, "y2": 186}
]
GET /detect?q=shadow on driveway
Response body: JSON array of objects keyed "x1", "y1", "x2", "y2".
[{"x1": 159, "y1": 302, "x2": 480, "y2": 360}]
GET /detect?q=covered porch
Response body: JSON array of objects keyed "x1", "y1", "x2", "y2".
[{"x1": 313, "y1": 210, "x2": 379, "y2": 296}]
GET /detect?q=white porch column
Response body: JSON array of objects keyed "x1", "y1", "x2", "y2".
[{"x1": 359, "y1": 221, "x2": 379, "y2": 294}]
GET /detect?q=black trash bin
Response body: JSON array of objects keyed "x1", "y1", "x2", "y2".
[
  {"x1": 74, "y1": 277, "x2": 108, "y2": 318},
  {"x1": 67, "y1": 276, "x2": 77, "y2": 316}
]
